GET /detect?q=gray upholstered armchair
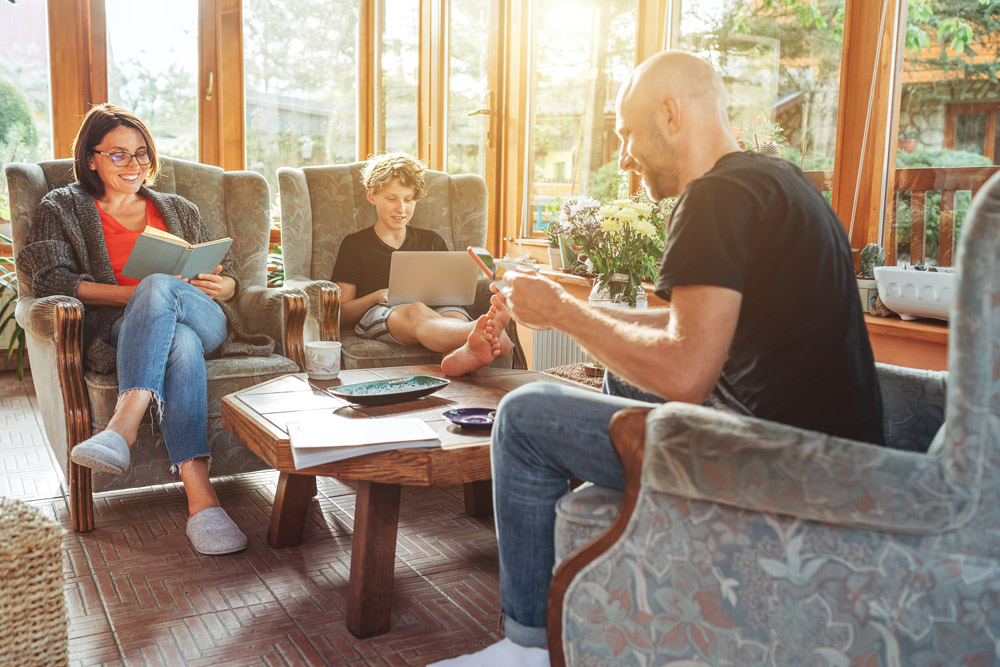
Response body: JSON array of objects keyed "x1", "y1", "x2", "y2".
[
  {"x1": 547, "y1": 171, "x2": 1000, "y2": 665},
  {"x1": 5, "y1": 157, "x2": 309, "y2": 532},
  {"x1": 277, "y1": 161, "x2": 525, "y2": 370}
]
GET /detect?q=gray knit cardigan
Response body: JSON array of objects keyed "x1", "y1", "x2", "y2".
[{"x1": 17, "y1": 183, "x2": 274, "y2": 374}]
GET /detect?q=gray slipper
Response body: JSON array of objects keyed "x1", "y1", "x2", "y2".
[
  {"x1": 70, "y1": 430, "x2": 130, "y2": 475},
  {"x1": 186, "y1": 507, "x2": 247, "y2": 555}
]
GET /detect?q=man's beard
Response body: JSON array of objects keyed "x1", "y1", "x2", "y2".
[{"x1": 642, "y1": 130, "x2": 681, "y2": 201}]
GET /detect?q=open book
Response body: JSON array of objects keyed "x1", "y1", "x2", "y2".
[
  {"x1": 122, "y1": 226, "x2": 232, "y2": 281},
  {"x1": 286, "y1": 415, "x2": 440, "y2": 469}
]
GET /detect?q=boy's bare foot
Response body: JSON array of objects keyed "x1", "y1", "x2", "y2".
[
  {"x1": 441, "y1": 313, "x2": 502, "y2": 376},
  {"x1": 486, "y1": 304, "x2": 513, "y2": 358}
]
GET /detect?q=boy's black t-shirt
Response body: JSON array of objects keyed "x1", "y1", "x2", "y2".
[
  {"x1": 656, "y1": 151, "x2": 884, "y2": 445},
  {"x1": 331, "y1": 225, "x2": 448, "y2": 298}
]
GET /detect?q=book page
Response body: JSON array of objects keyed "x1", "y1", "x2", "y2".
[{"x1": 141, "y1": 225, "x2": 188, "y2": 245}]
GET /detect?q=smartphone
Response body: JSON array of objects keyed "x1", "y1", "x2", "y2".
[{"x1": 467, "y1": 246, "x2": 495, "y2": 280}]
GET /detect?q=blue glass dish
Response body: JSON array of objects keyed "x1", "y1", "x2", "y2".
[
  {"x1": 442, "y1": 408, "x2": 496, "y2": 428},
  {"x1": 327, "y1": 375, "x2": 450, "y2": 406}
]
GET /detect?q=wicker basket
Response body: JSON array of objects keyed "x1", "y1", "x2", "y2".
[{"x1": 0, "y1": 497, "x2": 68, "y2": 666}]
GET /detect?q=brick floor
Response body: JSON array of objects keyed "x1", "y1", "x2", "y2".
[{"x1": 0, "y1": 370, "x2": 501, "y2": 666}]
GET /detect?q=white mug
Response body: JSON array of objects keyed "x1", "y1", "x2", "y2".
[{"x1": 305, "y1": 341, "x2": 342, "y2": 379}]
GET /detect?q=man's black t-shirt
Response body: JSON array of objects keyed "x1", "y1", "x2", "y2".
[
  {"x1": 656, "y1": 151, "x2": 884, "y2": 445},
  {"x1": 331, "y1": 226, "x2": 448, "y2": 298}
]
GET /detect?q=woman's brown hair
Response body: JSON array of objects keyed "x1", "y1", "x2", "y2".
[{"x1": 72, "y1": 103, "x2": 159, "y2": 197}]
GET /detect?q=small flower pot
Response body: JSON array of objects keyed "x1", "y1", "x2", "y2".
[
  {"x1": 547, "y1": 245, "x2": 563, "y2": 271},
  {"x1": 857, "y1": 277, "x2": 879, "y2": 313}
]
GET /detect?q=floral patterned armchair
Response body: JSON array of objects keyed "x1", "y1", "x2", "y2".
[
  {"x1": 547, "y1": 170, "x2": 1000, "y2": 665},
  {"x1": 5, "y1": 158, "x2": 308, "y2": 532},
  {"x1": 277, "y1": 162, "x2": 525, "y2": 370}
]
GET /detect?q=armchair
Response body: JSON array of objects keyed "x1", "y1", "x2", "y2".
[
  {"x1": 547, "y1": 171, "x2": 1000, "y2": 664},
  {"x1": 5, "y1": 157, "x2": 309, "y2": 532},
  {"x1": 277, "y1": 162, "x2": 525, "y2": 369}
]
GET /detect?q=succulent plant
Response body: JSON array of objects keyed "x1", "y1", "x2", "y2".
[{"x1": 858, "y1": 243, "x2": 885, "y2": 278}]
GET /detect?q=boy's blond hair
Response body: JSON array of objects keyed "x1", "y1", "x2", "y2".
[{"x1": 361, "y1": 153, "x2": 426, "y2": 199}]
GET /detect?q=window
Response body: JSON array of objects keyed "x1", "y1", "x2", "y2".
[
  {"x1": 886, "y1": 0, "x2": 1000, "y2": 267},
  {"x1": 243, "y1": 0, "x2": 359, "y2": 212},
  {"x1": 523, "y1": 0, "x2": 637, "y2": 238},
  {"x1": 447, "y1": 0, "x2": 491, "y2": 176},
  {"x1": 679, "y1": 0, "x2": 843, "y2": 178},
  {"x1": 0, "y1": 0, "x2": 53, "y2": 222},
  {"x1": 380, "y1": 0, "x2": 419, "y2": 154},
  {"x1": 106, "y1": 0, "x2": 199, "y2": 160}
]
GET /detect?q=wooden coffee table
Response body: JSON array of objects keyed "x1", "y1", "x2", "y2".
[{"x1": 221, "y1": 364, "x2": 577, "y2": 637}]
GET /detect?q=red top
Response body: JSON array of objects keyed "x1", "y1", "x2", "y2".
[{"x1": 97, "y1": 198, "x2": 169, "y2": 286}]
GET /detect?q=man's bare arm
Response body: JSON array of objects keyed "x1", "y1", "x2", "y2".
[{"x1": 499, "y1": 273, "x2": 739, "y2": 403}]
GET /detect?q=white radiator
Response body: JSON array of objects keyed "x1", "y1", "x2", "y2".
[{"x1": 532, "y1": 329, "x2": 589, "y2": 370}]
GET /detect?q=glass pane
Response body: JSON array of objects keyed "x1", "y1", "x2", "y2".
[
  {"x1": 888, "y1": 0, "x2": 1000, "y2": 268},
  {"x1": 679, "y1": 0, "x2": 843, "y2": 188},
  {"x1": 244, "y1": 0, "x2": 359, "y2": 213},
  {"x1": 526, "y1": 0, "x2": 636, "y2": 237},
  {"x1": 106, "y1": 0, "x2": 198, "y2": 161},
  {"x1": 381, "y1": 0, "x2": 419, "y2": 154},
  {"x1": 0, "y1": 1, "x2": 53, "y2": 224},
  {"x1": 954, "y1": 113, "x2": 986, "y2": 155},
  {"x1": 447, "y1": 0, "x2": 490, "y2": 176}
]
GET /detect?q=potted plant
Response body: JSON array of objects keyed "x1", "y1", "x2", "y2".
[
  {"x1": 857, "y1": 242, "x2": 885, "y2": 313},
  {"x1": 898, "y1": 128, "x2": 921, "y2": 153},
  {"x1": 544, "y1": 223, "x2": 563, "y2": 271},
  {"x1": 556, "y1": 193, "x2": 669, "y2": 308},
  {"x1": 0, "y1": 232, "x2": 26, "y2": 379}
]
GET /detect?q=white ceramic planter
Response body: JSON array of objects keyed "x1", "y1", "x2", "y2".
[
  {"x1": 547, "y1": 246, "x2": 563, "y2": 271},
  {"x1": 873, "y1": 265, "x2": 955, "y2": 321}
]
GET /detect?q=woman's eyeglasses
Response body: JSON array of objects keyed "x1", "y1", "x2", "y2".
[{"x1": 92, "y1": 149, "x2": 151, "y2": 167}]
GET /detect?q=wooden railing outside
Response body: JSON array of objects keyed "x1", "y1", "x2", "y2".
[{"x1": 805, "y1": 166, "x2": 1000, "y2": 267}]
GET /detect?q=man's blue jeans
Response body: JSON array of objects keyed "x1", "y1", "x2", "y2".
[
  {"x1": 111, "y1": 274, "x2": 228, "y2": 469},
  {"x1": 491, "y1": 372, "x2": 662, "y2": 648}
]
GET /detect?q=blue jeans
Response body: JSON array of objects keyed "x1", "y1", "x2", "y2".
[
  {"x1": 111, "y1": 274, "x2": 228, "y2": 469},
  {"x1": 491, "y1": 371, "x2": 662, "y2": 648}
]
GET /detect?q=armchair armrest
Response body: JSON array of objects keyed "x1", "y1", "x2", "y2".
[
  {"x1": 282, "y1": 276, "x2": 340, "y2": 341},
  {"x1": 641, "y1": 402, "x2": 970, "y2": 533},
  {"x1": 876, "y1": 363, "x2": 947, "y2": 451},
  {"x1": 232, "y1": 285, "x2": 308, "y2": 368},
  {"x1": 14, "y1": 294, "x2": 82, "y2": 340}
]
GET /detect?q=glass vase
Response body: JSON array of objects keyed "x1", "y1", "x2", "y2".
[{"x1": 588, "y1": 273, "x2": 647, "y2": 309}]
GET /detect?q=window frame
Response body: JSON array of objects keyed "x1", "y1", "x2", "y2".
[{"x1": 45, "y1": 0, "x2": 907, "y2": 264}]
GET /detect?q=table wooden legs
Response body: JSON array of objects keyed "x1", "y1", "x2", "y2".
[
  {"x1": 462, "y1": 479, "x2": 493, "y2": 518},
  {"x1": 346, "y1": 481, "x2": 402, "y2": 638},
  {"x1": 267, "y1": 472, "x2": 317, "y2": 548},
  {"x1": 267, "y1": 475, "x2": 483, "y2": 638}
]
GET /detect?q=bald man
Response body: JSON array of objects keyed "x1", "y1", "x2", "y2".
[{"x1": 432, "y1": 51, "x2": 883, "y2": 666}]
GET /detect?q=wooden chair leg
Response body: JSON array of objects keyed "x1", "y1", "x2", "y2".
[
  {"x1": 69, "y1": 461, "x2": 94, "y2": 533},
  {"x1": 56, "y1": 302, "x2": 95, "y2": 533}
]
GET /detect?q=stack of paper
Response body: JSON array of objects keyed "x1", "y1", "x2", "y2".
[{"x1": 286, "y1": 415, "x2": 440, "y2": 469}]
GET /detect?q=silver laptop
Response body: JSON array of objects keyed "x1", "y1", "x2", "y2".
[{"x1": 386, "y1": 251, "x2": 479, "y2": 306}]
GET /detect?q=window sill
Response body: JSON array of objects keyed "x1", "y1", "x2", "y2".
[{"x1": 864, "y1": 314, "x2": 948, "y2": 370}]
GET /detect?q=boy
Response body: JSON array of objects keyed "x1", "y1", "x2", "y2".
[{"x1": 331, "y1": 152, "x2": 510, "y2": 376}]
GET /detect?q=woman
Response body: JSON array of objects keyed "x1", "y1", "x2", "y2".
[{"x1": 18, "y1": 104, "x2": 270, "y2": 555}]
